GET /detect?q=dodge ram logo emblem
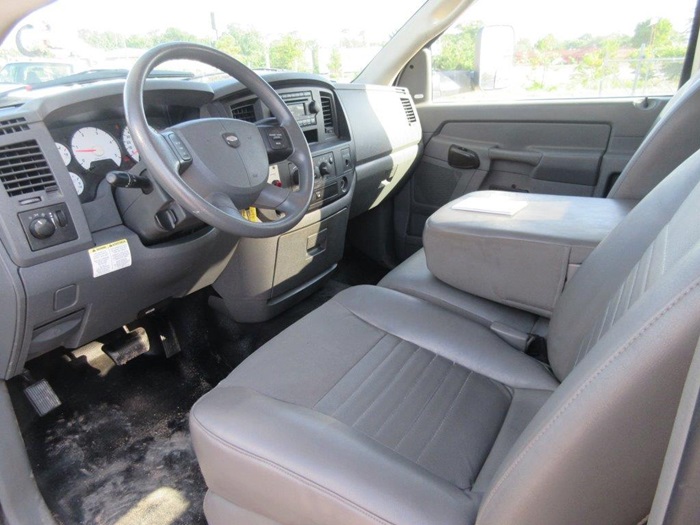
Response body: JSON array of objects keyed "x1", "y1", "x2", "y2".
[{"x1": 223, "y1": 133, "x2": 240, "y2": 148}]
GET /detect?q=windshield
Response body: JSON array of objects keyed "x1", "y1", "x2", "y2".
[{"x1": 0, "y1": 0, "x2": 427, "y2": 89}]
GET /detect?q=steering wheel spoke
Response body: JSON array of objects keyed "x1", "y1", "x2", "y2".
[
  {"x1": 207, "y1": 192, "x2": 244, "y2": 219},
  {"x1": 157, "y1": 129, "x2": 193, "y2": 173},
  {"x1": 256, "y1": 120, "x2": 294, "y2": 164},
  {"x1": 255, "y1": 183, "x2": 291, "y2": 210},
  {"x1": 277, "y1": 190, "x2": 310, "y2": 216},
  {"x1": 254, "y1": 183, "x2": 310, "y2": 217}
]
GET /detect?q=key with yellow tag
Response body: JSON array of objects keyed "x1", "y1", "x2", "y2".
[{"x1": 240, "y1": 207, "x2": 260, "y2": 222}]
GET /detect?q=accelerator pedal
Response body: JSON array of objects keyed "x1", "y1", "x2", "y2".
[{"x1": 24, "y1": 379, "x2": 61, "y2": 416}]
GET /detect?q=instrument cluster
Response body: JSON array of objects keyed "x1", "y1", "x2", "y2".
[{"x1": 50, "y1": 118, "x2": 166, "y2": 202}]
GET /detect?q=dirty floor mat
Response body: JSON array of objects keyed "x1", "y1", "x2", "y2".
[{"x1": 10, "y1": 341, "x2": 215, "y2": 525}]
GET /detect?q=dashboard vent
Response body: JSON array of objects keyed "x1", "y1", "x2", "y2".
[
  {"x1": 401, "y1": 98, "x2": 417, "y2": 124},
  {"x1": 0, "y1": 118, "x2": 29, "y2": 136},
  {"x1": 321, "y1": 94, "x2": 334, "y2": 132},
  {"x1": 230, "y1": 103, "x2": 256, "y2": 123},
  {"x1": 0, "y1": 140, "x2": 57, "y2": 197}
]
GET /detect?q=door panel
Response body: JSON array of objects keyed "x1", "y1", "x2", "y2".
[
  {"x1": 395, "y1": 97, "x2": 666, "y2": 259},
  {"x1": 424, "y1": 121, "x2": 611, "y2": 191}
]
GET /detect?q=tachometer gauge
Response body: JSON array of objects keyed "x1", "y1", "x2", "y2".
[
  {"x1": 55, "y1": 142, "x2": 71, "y2": 166},
  {"x1": 70, "y1": 127, "x2": 121, "y2": 170},
  {"x1": 69, "y1": 172, "x2": 84, "y2": 196},
  {"x1": 121, "y1": 126, "x2": 140, "y2": 162}
]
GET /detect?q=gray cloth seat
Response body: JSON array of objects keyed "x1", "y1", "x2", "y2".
[
  {"x1": 380, "y1": 72, "x2": 700, "y2": 329},
  {"x1": 191, "y1": 149, "x2": 700, "y2": 525}
]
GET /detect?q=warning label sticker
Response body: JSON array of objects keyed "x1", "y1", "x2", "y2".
[{"x1": 88, "y1": 239, "x2": 132, "y2": 278}]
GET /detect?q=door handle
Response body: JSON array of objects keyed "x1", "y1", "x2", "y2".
[
  {"x1": 448, "y1": 145, "x2": 480, "y2": 169},
  {"x1": 489, "y1": 147, "x2": 541, "y2": 166}
]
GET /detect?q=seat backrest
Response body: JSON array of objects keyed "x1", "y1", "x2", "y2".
[
  {"x1": 477, "y1": 150, "x2": 700, "y2": 525},
  {"x1": 607, "y1": 72, "x2": 700, "y2": 201}
]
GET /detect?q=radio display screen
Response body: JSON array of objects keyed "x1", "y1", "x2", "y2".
[{"x1": 287, "y1": 103, "x2": 306, "y2": 119}]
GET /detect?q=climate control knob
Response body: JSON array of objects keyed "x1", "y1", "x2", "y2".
[{"x1": 29, "y1": 217, "x2": 56, "y2": 239}]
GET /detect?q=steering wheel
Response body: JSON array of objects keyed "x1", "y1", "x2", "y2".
[{"x1": 124, "y1": 42, "x2": 314, "y2": 238}]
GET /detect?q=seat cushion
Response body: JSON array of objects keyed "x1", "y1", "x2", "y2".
[
  {"x1": 190, "y1": 286, "x2": 557, "y2": 525},
  {"x1": 379, "y1": 248, "x2": 541, "y2": 337}
]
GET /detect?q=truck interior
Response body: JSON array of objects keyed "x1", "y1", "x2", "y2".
[{"x1": 1, "y1": 0, "x2": 700, "y2": 524}]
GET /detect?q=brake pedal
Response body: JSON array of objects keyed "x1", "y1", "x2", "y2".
[
  {"x1": 24, "y1": 379, "x2": 61, "y2": 416},
  {"x1": 103, "y1": 326, "x2": 150, "y2": 365}
]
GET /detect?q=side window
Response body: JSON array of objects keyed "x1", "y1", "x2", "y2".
[{"x1": 431, "y1": 0, "x2": 697, "y2": 102}]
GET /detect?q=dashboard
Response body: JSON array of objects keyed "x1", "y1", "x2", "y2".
[{"x1": 0, "y1": 72, "x2": 422, "y2": 380}]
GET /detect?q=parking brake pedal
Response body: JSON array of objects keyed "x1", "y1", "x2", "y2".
[{"x1": 24, "y1": 379, "x2": 62, "y2": 416}]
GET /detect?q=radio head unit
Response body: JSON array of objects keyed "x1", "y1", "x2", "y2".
[{"x1": 280, "y1": 90, "x2": 319, "y2": 127}]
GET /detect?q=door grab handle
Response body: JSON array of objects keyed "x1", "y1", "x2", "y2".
[
  {"x1": 489, "y1": 147, "x2": 541, "y2": 166},
  {"x1": 448, "y1": 145, "x2": 480, "y2": 169}
]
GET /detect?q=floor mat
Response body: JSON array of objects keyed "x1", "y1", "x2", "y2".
[
  {"x1": 10, "y1": 341, "x2": 215, "y2": 525},
  {"x1": 9, "y1": 250, "x2": 388, "y2": 525}
]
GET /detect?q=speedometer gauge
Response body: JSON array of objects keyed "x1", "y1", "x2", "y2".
[
  {"x1": 55, "y1": 142, "x2": 71, "y2": 166},
  {"x1": 70, "y1": 127, "x2": 121, "y2": 170},
  {"x1": 122, "y1": 126, "x2": 140, "y2": 162}
]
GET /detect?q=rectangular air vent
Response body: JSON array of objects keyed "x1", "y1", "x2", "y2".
[
  {"x1": 401, "y1": 98, "x2": 417, "y2": 124},
  {"x1": 0, "y1": 140, "x2": 57, "y2": 197},
  {"x1": 230, "y1": 103, "x2": 256, "y2": 123},
  {"x1": 0, "y1": 118, "x2": 29, "y2": 136},
  {"x1": 321, "y1": 94, "x2": 334, "y2": 132}
]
